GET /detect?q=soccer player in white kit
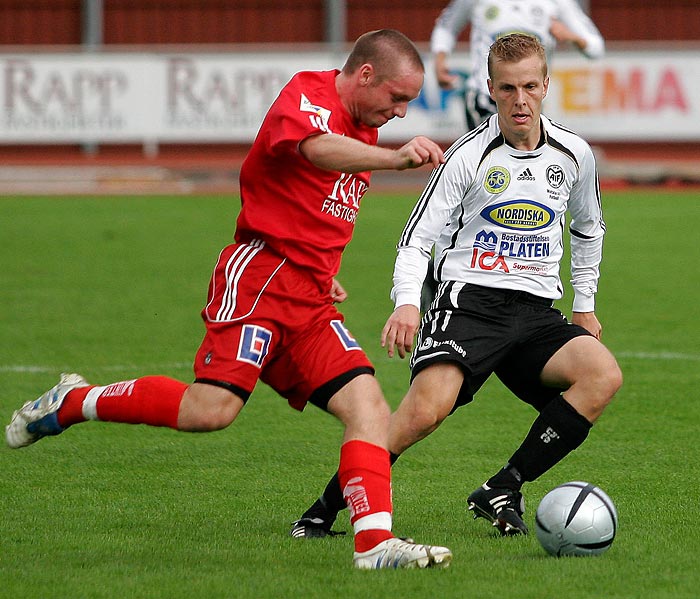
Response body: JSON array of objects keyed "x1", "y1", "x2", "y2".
[
  {"x1": 292, "y1": 33, "x2": 622, "y2": 539},
  {"x1": 431, "y1": 0, "x2": 605, "y2": 130},
  {"x1": 421, "y1": 0, "x2": 606, "y2": 311}
]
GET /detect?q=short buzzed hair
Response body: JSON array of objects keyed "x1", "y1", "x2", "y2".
[
  {"x1": 488, "y1": 33, "x2": 548, "y2": 79},
  {"x1": 342, "y1": 29, "x2": 424, "y2": 81}
]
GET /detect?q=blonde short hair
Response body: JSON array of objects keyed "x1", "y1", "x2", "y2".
[{"x1": 488, "y1": 33, "x2": 548, "y2": 79}]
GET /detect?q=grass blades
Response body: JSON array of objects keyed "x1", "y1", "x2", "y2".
[{"x1": 1, "y1": 190, "x2": 699, "y2": 598}]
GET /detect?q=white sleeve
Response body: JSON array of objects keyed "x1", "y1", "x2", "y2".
[
  {"x1": 569, "y1": 145, "x2": 605, "y2": 312},
  {"x1": 430, "y1": 0, "x2": 475, "y2": 54},
  {"x1": 557, "y1": 0, "x2": 605, "y2": 59},
  {"x1": 391, "y1": 246, "x2": 431, "y2": 310},
  {"x1": 391, "y1": 153, "x2": 471, "y2": 309}
]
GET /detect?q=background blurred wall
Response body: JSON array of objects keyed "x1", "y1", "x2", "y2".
[
  {"x1": 1, "y1": 0, "x2": 698, "y2": 187},
  {"x1": 1, "y1": 0, "x2": 698, "y2": 46}
]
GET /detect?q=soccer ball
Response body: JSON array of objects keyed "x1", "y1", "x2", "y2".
[{"x1": 535, "y1": 481, "x2": 618, "y2": 557}]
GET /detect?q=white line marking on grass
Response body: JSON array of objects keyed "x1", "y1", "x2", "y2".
[
  {"x1": 616, "y1": 351, "x2": 700, "y2": 361},
  {"x1": 2, "y1": 353, "x2": 700, "y2": 375},
  {"x1": 0, "y1": 362, "x2": 193, "y2": 374}
]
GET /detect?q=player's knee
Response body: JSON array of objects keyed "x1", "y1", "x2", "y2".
[
  {"x1": 357, "y1": 390, "x2": 391, "y2": 422},
  {"x1": 401, "y1": 394, "x2": 450, "y2": 437},
  {"x1": 179, "y1": 384, "x2": 244, "y2": 431},
  {"x1": 598, "y1": 355, "x2": 623, "y2": 401},
  {"x1": 420, "y1": 402, "x2": 449, "y2": 431},
  {"x1": 328, "y1": 374, "x2": 391, "y2": 429},
  {"x1": 607, "y1": 361, "x2": 623, "y2": 398},
  {"x1": 195, "y1": 401, "x2": 240, "y2": 430},
  {"x1": 583, "y1": 360, "x2": 622, "y2": 416}
]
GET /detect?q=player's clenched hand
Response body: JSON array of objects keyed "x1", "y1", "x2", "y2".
[
  {"x1": 329, "y1": 278, "x2": 348, "y2": 303},
  {"x1": 381, "y1": 304, "x2": 421, "y2": 359},
  {"x1": 395, "y1": 137, "x2": 445, "y2": 170}
]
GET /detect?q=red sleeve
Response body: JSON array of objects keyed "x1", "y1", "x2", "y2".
[{"x1": 262, "y1": 72, "x2": 334, "y2": 159}]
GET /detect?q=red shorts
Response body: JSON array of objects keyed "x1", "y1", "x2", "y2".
[{"x1": 193, "y1": 240, "x2": 374, "y2": 411}]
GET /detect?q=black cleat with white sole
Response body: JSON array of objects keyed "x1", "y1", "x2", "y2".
[
  {"x1": 467, "y1": 483, "x2": 528, "y2": 536},
  {"x1": 290, "y1": 516, "x2": 346, "y2": 539}
]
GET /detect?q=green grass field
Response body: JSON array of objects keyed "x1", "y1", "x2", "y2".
[{"x1": 1, "y1": 189, "x2": 699, "y2": 598}]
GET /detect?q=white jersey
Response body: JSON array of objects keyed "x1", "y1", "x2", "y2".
[
  {"x1": 392, "y1": 114, "x2": 605, "y2": 313},
  {"x1": 431, "y1": 0, "x2": 605, "y2": 97}
]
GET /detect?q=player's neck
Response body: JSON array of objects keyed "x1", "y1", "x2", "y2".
[{"x1": 502, "y1": 119, "x2": 545, "y2": 152}]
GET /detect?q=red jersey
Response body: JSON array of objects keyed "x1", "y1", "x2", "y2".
[{"x1": 235, "y1": 70, "x2": 378, "y2": 292}]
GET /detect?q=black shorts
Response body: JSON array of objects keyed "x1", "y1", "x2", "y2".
[{"x1": 410, "y1": 282, "x2": 591, "y2": 412}]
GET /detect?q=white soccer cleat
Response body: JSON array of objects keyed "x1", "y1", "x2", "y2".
[
  {"x1": 353, "y1": 537, "x2": 452, "y2": 570},
  {"x1": 5, "y1": 372, "x2": 89, "y2": 449}
]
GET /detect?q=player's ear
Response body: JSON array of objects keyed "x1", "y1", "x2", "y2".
[
  {"x1": 487, "y1": 78, "x2": 495, "y2": 99},
  {"x1": 358, "y1": 64, "x2": 374, "y2": 86},
  {"x1": 543, "y1": 76, "x2": 550, "y2": 98}
]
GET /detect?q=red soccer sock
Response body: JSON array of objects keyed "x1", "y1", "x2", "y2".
[
  {"x1": 339, "y1": 439, "x2": 394, "y2": 553},
  {"x1": 57, "y1": 376, "x2": 187, "y2": 429}
]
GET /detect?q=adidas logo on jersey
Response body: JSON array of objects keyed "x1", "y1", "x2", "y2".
[{"x1": 517, "y1": 168, "x2": 535, "y2": 181}]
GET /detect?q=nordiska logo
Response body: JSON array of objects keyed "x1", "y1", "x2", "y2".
[{"x1": 480, "y1": 199, "x2": 554, "y2": 231}]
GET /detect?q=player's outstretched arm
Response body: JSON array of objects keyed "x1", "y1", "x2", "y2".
[{"x1": 300, "y1": 133, "x2": 444, "y2": 174}]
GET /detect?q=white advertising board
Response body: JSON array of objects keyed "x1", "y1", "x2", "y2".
[
  {"x1": 1, "y1": 48, "x2": 698, "y2": 144},
  {"x1": 383, "y1": 49, "x2": 700, "y2": 143}
]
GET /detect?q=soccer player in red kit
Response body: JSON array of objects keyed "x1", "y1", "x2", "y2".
[{"x1": 6, "y1": 30, "x2": 452, "y2": 569}]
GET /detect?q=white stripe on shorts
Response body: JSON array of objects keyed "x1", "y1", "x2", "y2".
[{"x1": 216, "y1": 240, "x2": 265, "y2": 321}]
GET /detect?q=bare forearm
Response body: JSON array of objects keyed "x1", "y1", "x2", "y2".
[
  {"x1": 300, "y1": 134, "x2": 403, "y2": 172},
  {"x1": 300, "y1": 133, "x2": 445, "y2": 173}
]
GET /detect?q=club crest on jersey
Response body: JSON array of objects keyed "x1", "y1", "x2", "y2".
[
  {"x1": 237, "y1": 324, "x2": 272, "y2": 368},
  {"x1": 484, "y1": 166, "x2": 510, "y2": 194},
  {"x1": 546, "y1": 165, "x2": 565, "y2": 188},
  {"x1": 300, "y1": 93, "x2": 332, "y2": 133},
  {"x1": 480, "y1": 199, "x2": 554, "y2": 231},
  {"x1": 330, "y1": 320, "x2": 361, "y2": 351}
]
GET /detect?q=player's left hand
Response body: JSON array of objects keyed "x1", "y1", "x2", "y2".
[
  {"x1": 572, "y1": 311, "x2": 602, "y2": 340},
  {"x1": 330, "y1": 278, "x2": 348, "y2": 303},
  {"x1": 381, "y1": 304, "x2": 421, "y2": 359}
]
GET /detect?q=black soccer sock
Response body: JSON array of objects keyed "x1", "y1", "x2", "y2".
[
  {"x1": 304, "y1": 452, "x2": 401, "y2": 519},
  {"x1": 506, "y1": 395, "x2": 592, "y2": 483},
  {"x1": 486, "y1": 463, "x2": 523, "y2": 491}
]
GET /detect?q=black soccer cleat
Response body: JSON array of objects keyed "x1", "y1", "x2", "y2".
[
  {"x1": 467, "y1": 483, "x2": 529, "y2": 536},
  {"x1": 290, "y1": 496, "x2": 347, "y2": 538},
  {"x1": 290, "y1": 516, "x2": 346, "y2": 538}
]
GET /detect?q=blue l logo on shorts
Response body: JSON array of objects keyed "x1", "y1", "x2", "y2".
[
  {"x1": 237, "y1": 324, "x2": 272, "y2": 368},
  {"x1": 331, "y1": 320, "x2": 361, "y2": 351}
]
